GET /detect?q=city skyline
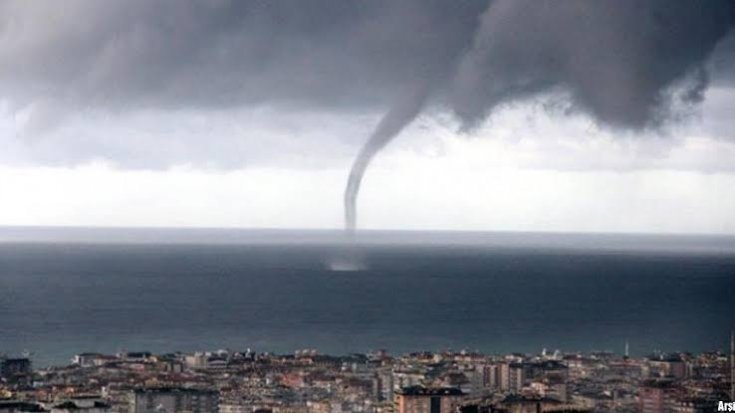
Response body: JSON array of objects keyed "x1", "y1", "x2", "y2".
[{"x1": 2, "y1": 343, "x2": 733, "y2": 413}]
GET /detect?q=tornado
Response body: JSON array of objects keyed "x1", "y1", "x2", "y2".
[{"x1": 344, "y1": 82, "x2": 430, "y2": 235}]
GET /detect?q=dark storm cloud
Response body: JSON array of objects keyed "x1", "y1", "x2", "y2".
[
  {"x1": 452, "y1": 0, "x2": 735, "y2": 130},
  {"x1": 1, "y1": 0, "x2": 733, "y2": 127},
  {"x1": 0, "y1": 0, "x2": 486, "y2": 112}
]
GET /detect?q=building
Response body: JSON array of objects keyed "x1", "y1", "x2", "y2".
[
  {"x1": 648, "y1": 355, "x2": 687, "y2": 379},
  {"x1": 483, "y1": 362, "x2": 525, "y2": 393},
  {"x1": 494, "y1": 395, "x2": 588, "y2": 413},
  {"x1": 483, "y1": 364, "x2": 500, "y2": 389},
  {"x1": 395, "y1": 386, "x2": 464, "y2": 413},
  {"x1": 0, "y1": 402, "x2": 46, "y2": 412},
  {"x1": 50, "y1": 400, "x2": 111, "y2": 413},
  {"x1": 376, "y1": 368, "x2": 395, "y2": 401},
  {"x1": 670, "y1": 398, "x2": 714, "y2": 413},
  {"x1": 731, "y1": 331, "x2": 734, "y2": 403},
  {"x1": 508, "y1": 364, "x2": 525, "y2": 393},
  {"x1": 71, "y1": 353, "x2": 117, "y2": 368},
  {"x1": 0, "y1": 358, "x2": 31, "y2": 379},
  {"x1": 129, "y1": 388, "x2": 219, "y2": 413},
  {"x1": 639, "y1": 380, "x2": 675, "y2": 413}
]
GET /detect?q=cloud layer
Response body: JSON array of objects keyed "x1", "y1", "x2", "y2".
[
  {"x1": 453, "y1": 0, "x2": 735, "y2": 129},
  {"x1": 2, "y1": 2, "x2": 734, "y2": 117},
  {"x1": 0, "y1": 1, "x2": 484, "y2": 112},
  {"x1": 0, "y1": 0, "x2": 734, "y2": 170}
]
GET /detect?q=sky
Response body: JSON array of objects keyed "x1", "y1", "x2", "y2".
[{"x1": 1, "y1": 0, "x2": 735, "y2": 234}]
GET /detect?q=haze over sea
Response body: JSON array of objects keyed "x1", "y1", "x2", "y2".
[{"x1": 1, "y1": 227, "x2": 734, "y2": 367}]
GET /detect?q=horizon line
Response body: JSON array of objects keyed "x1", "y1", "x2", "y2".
[{"x1": 1, "y1": 224, "x2": 734, "y2": 238}]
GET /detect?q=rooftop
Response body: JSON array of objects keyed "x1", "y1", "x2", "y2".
[{"x1": 396, "y1": 386, "x2": 464, "y2": 396}]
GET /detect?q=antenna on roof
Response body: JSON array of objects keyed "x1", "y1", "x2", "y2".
[{"x1": 730, "y1": 330, "x2": 734, "y2": 402}]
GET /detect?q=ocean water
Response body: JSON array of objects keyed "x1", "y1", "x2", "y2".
[{"x1": 1, "y1": 228, "x2": 734, "y2": 367}]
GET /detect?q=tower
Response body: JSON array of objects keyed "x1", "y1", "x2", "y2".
[
  {"x1": 730, "y1": 330, "x2": 734, "y2": 402},
  {"x1": 625, "y1": 340, "x2": 630, "y2": 358}
]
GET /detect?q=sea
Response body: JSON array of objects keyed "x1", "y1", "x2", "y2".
[{"x1": 1, "y1": 227, "x2": 734, "y2": 367}]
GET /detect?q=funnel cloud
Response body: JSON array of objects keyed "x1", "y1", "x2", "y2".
[{"x1": 344, "y1": 82, "x2": 430, "y2": 233}]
